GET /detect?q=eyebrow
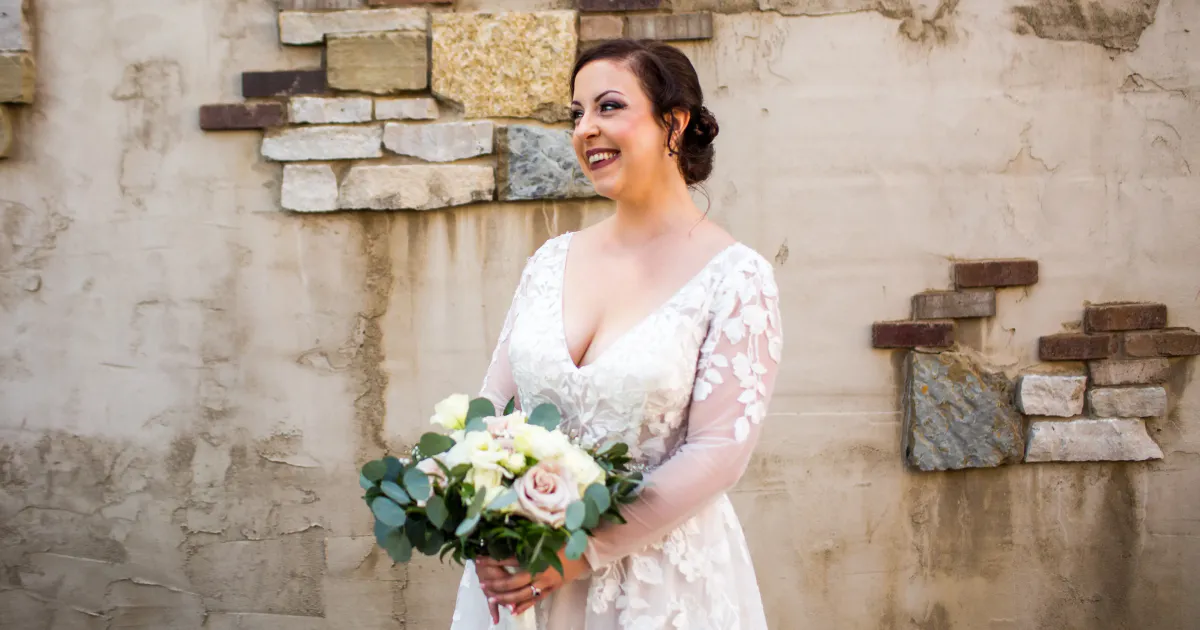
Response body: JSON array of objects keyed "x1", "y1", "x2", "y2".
[{"x1": 570, "y1": 90, "x2": 624, "y2": 107}]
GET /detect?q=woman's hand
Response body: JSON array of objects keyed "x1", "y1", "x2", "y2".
[{"x1": 475, "y1": 551, "x2": 590, "y2": 620}]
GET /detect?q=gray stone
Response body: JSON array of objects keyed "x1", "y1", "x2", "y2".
[
  {"x1": 282, "y1": 164, "x2": 339, "y2": 212},
  {"x1": 338, "y1": 164, "x2": 494, "y2": 211},
  {"x1": 383, "y1": 121, "x2": 493, "y2": 162},
  {"x1": 289, "y1": 96, "x2": 373, "y2": 124},
  {"x1": 0, "y1": 0, "x2": 31, "y2": 51},
  {"x1": 912, "y1": 289, "x2": 996, "y2": 319},
  {"x1": 497, "y1": 125, "x2": 596, "y2": 201},
  {"x1": 903, "y1": 350, "x2": 1025, "y2": 471},
  {"x1": 261, "y1": 125, "x2": 382, "y2": 161},
  {"x1": 1016, "y1": 374, "x2": 1086, "y2": 417},
  {"x1": 279, "y1": 8, "x2": 427, "y2": 46},
  {"x1": 1088, "y1": 386, "x2": 1168, "y2": 418},
  {"x1": 1025, "y1": 418, "x2": 1163, "y2": 462},
  {"x1": 375, "y1": 97, "x2": 438, "y2": 121},
  {"x1": 1088, "y1": 358, "x2": 1170, "y2": 386}
]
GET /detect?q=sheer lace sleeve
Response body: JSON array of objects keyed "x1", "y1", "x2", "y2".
[
  {"x1": 583, "y1": 253, "x2": 784, "y2": 571},
  {"x1": 478, "y1": 246, "x2": 543, "y2": 410}
]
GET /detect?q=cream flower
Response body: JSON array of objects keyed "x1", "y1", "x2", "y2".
[
  {"x1": 430, "y1": 394, "x2": 470, "y2": 431},
  {"x1": 512, "y1": 461, "x2": 578, "y2": 527}
]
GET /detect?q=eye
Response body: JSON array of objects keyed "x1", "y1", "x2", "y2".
[
  {"x1": 569, "y1": 109, "x2": 583, "y2": 126},
  {"x1": 599, "y1": 101, "x2": 623, "y2": 113}
]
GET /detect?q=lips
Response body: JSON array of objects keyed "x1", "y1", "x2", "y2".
[{"x1": 586, "y1": 148, "x2": 620, "y2": 171}]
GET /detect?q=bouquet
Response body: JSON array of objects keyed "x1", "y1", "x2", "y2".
[{"x1": 358, "y1": 394, "x2": 644, "y2": 581}]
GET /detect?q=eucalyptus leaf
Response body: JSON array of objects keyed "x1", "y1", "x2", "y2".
[
  {"x1": 584, "y1": 483, "x2": 611, "y2": 514},
  {"x1": 527, "y1": 404, "x2": 561, "y2": 431},
  {"x1": 467, "y1": 398, "x2": 496, "y2": 422},
  {"x1": 361, "y1": 460, "x2": 387, "y2": 482},
  {"x1": 405, "y1": 516, "x2": 426, "y2": 547},
  {"x1": 371, "y1": 496, "x2": 407, "y2": 528},
  {"x1": 449, "y1": 464, "x2": 472, "y2": 480},
  {"x1": 467, "y1": 487, "x2": 488, "y2": 519},
  {"x1": 419, "y1": 433, "x2": 456, "y2": 458},
  {"x1": 380, "y1": 480, "x2": 411, "y2": 506},
  {"x1": 383, "y1": 456, "x2": 404, "y2": 481},
  {"x1": 359, "y1": 474, "x2": 375, "y2": 491},
  {"x1": 487, "y1": 490, "x2": 519, "y2": 512},
  {"x1": 565, "y1": 501, "x2": 586, "y2": 531},
  {"x1": 421, "y1": 529, "x2": 445, "y2": 555},
  {"x1": 456, "y1": 514, "x2": 481, "y2": 538},
  {"x1": 565, "y1": 529, "x2": 588, "y2": 561},
  {"x1": 464, "y1": 416, "x2": 487, "y2": 433},
  {"x1": 598, "y1": 441, "x2": 628, "y2": 459},
  {"x1": 545, "y1": 548, "x2": 564, "y2": 576},
  {"x1": 374, "y1": 519, "x2": 394, "y2": 547},
  {"x1": 504, "y1": 397, "x2": 516, "y2": 416},
  {"x1": 582, "y1": 500, "x2": 600, "y2": 529},
  {"x1": 384, "y1": 528, "x2": 413, "y2": 563},
  {"x1": 403, "y1": 467, "x2": 432, "y2": 502},
  {"x1": 426, "y1": 495, "x2": 449, "y2": 529}
]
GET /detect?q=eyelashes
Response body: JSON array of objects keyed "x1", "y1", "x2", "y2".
[{"x1": 570, "y1": 101, "x2": 625, "y2": 125}]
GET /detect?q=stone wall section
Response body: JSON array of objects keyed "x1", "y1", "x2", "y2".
[
  {"x1": 197, "y1": 2, "x2": 718, "y2": 213},
  {"x1": 873, "y1": 261, "x2": 1199, "y2": 471}
]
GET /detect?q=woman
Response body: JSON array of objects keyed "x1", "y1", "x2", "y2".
[{"x1": 450, "y1": 39, "x2": 783, "y2": 629}]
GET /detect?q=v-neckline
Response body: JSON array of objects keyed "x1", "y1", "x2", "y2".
[{"x1": 556, "y1": 232, "x2": 739, "y2": 372}]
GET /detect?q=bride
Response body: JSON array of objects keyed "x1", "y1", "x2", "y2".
[{"x1": 449, "y1": 39, "x2": 783, "y2": 629}]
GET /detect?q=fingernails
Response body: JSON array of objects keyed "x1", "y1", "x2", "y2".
[{"x1": 488, "y1": 597, "x2": 496, "y2": 604}]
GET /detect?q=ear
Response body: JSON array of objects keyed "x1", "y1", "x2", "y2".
[{"x1": 663, "y1": 108, "x2": 691, "y2": 154}]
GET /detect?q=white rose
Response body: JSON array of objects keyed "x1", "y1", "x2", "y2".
[
  {"x1": 512, "y1": 461, "x2": 578, "y2": 527},
  {"x1": 430, "y1": 394, "x2": 470, "y2": 431},
  {"x1": 472, "y1": 466, "x2": 505, "y2": 493},
  {"x1": 502, "y1": 452, "x2": 528, "y2": 476},
  {"x1": 486, "y1": 410, "x2": 527, "y2": 438},
  {"x1": 514, "y1": 424, "x2": 570, "y2": 461},
  {"x1": 561, "y1": 448, "x2": 606, "y2": 495}
]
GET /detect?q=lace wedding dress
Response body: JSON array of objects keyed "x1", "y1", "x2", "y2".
[{"x1": 449, "y1": 232, "x2": 783, "y2": 630}]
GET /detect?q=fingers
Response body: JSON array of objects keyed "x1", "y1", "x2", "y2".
[
  {"x1": 489, "y1": 600, "x2": 500, "y2": 625},
  {"x1": 481, "y1": 570, "x2": 532, "y2": 597},
  {"x1": 489, "y1": 573, "x2": 558, "y2": 608}
]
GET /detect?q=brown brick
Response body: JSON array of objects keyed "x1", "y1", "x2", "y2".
[
  {"x1": 199, "y1": 103, "x2": 286, "y2": 131},
  {"x1": 327, "y1": 32, "x2": 427, "y2": 94},
  {"x1": 580, "y1": 0, "x2": 660, "y2": 11},
  {"x1": 953, "y1": 259, "x2": 1038, "y2": 288},
  {"x1": 1084, "y1": 302, "x2": 1167, "y2": 332},
  {"x1": 625, "y1": 12, "x2": 712, "y2": 41},
  {"x1": 0, "y1": 52, "x2": 35, "y2": 103},
  {"x1": 1122, "y1": 328, "x2": 1200, "y2": 357},
  {"x1": 580, "y1": 15, "x2": 625, "y2": 42},
  {"x1": 278, "y1": 0, "x2": 365, "y2": 9},
  {"x1": 366, "y1": 0, "x2": 451, "y2": 4},
  {"x1": 912, "y1": 289, "x2": 995, "y2": 320},
  {"x1": 0, "y1": 105, "x2": 11, "y2": 159},
  {"x1": 242, "y1": 69, "x2": 326, "y2": 98},
  {"x1": 872, "y1": 320, "x2": 954, "y2": 349},
  {"x1": 1039, "y1": 333, "x2": 1115, "y2": 361},
  {"x1": 1089, "y1": 358, "x2": 1171, "y2": 386}
]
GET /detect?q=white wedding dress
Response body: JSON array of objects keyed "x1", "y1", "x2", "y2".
[{"x1": 449, "y1": 232, "x2": 783, "y2": 630}]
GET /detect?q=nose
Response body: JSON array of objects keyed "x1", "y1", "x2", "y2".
[{"x1": 573, "y1": 109, "x2": 599, "y2": 141}]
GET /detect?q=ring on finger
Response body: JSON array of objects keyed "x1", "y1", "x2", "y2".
[{"x1": 530, "y1": 584, "x2": 541, "y2": 599}]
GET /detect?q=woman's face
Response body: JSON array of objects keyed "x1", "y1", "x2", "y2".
[{"x1": 570, "y1": 60, "x2": 678, "y2": 201}]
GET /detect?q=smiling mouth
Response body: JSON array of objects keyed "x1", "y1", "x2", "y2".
[{"x1": 587, "y1": 150, "x2": 620, "y2": 171}]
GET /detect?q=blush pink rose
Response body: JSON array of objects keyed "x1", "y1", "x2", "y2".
[{"x1": 513, "y1": 461, "x2": 578, "y2": 527}]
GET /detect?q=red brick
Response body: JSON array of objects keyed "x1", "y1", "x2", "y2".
[
  {"x1": 1039, "y1": 333, "x2": 1116, "y2": 361},
  {"x1": 366, "y1": 0, "x2": 452, "y2": 4},
  {"x1": 953, "y1": 259, "x2": 1038, "y2": 288},
  {"x1": 579, "y1": 0, "x2": 660, "y2": 11},
  {"x1": 199, "y1": 103, "x2": 286, "y2": 131},
  {"x1": 1084, "y1": 302, "x2": 1167, "y2": 332},
  {"x1": 872, "y1": 321, "x2": 954, "y2": 348},
  {"x1": 242, "y1": 69, "x2": 326, "y2": 98},
  {"x1": 1122, "y1": 328, "x2": 1200, "y2": 357}
]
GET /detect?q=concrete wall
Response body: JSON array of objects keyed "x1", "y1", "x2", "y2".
[{"x1": 2, "y1": 0, "x2": 1198, "y2": 628}]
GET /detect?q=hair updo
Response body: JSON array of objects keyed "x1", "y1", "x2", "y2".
[{"x1": 571, "y1": 39, "x2": 720, "y2": 187}]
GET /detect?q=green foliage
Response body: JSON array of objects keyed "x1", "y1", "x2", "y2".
[{"x1": 527, "y1": 404, "x2": 561, "y2": 431}]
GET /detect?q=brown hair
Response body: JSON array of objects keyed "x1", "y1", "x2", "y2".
[{"x1": 571, "y1": 39, "x2": 719, "y2": 187}]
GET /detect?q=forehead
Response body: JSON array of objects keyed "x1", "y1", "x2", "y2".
[{"x1": 572, "y1": 59, "x2": 643, "y2": 101}]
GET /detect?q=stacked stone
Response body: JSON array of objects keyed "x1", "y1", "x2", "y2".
[
  {"x1": 198, "y1": 2, "x2": 716, "y2": 213},
  {"x1": 870, "y1": 259, "x2": 1038, "y2": 471},
  {"x1": 0, "y1": 0, "x2": 34, "y2": 159},
  {"x1": 1025, "y1": 302, "x2": 1198, "y2": 463}
]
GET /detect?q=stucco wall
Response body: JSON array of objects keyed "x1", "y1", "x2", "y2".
[{"x1": 1, "y1": 0, "x2": 1198, "y2": 628}]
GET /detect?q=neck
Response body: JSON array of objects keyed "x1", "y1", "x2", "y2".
[{"x1": 609, "y1": 169, "x2": 703, "y2": 245}]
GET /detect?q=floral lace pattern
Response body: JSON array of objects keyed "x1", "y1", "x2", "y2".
[{"x1": 453, "y1": 232, "x2": 782, "y2": 630}]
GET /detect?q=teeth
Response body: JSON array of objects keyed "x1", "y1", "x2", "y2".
[{"x1": 588, "y1": 151, "x2": 617, "y2": 164}]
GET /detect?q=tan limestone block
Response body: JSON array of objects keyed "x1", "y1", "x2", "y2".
[
  {"x1": 0, "y1": 52, "x2": 34, "y2": 103},
  {"x1": 327, "y1": 31, "x2": 428, "y2": 94},
  {"x1": 432, "y1": 11, "x2": 576, "y2": 122},
  {"x1": 0, "y1": 104, "x2": 12, "y2": 158}
]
